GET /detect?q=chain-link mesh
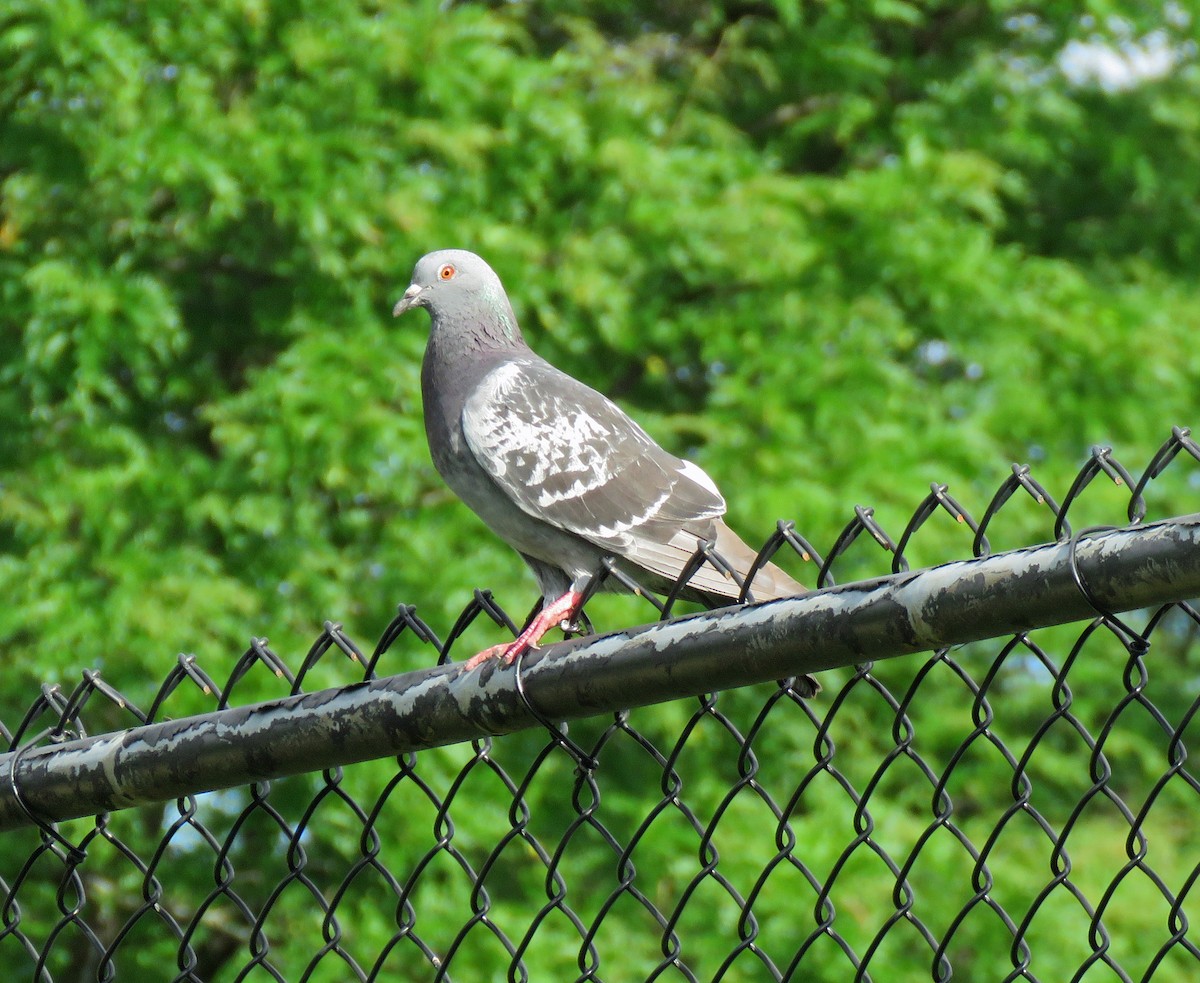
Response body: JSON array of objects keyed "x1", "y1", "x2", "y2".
[{"x1": 2, "y1": 426, "x2": 1200, "y2": 981}]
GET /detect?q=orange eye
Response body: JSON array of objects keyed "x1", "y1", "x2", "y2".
[{"x1": 438, "y1": 264, "x2": 456, "y2": 281}]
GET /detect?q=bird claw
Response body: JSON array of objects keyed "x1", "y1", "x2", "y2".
[
  {"x1": 460, "y1": 637, "x2": 538, "y2": 672},
  {"x1": 461, "y1": 644, "x2": 507, "y2": 671},
  {"x1": 460, "y1": 589, "x2": 583, "y2": 672}
]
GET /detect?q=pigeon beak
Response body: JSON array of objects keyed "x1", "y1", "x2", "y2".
[{"x1": 392, "y1": 283, "x2": 424, "y2": 317}]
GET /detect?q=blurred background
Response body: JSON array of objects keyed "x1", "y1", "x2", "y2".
[{"x1": 2, "y1": 2, "x2": 1200, "y2": 976}]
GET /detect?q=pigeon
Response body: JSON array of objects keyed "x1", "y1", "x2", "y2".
[{"x1": 394, "y1": 249, "x2": 816, "y2": 694}]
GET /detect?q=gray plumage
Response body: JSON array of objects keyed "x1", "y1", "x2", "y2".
[{"x1": 394, "y1": 249, "x2": 814, "y2": 689}]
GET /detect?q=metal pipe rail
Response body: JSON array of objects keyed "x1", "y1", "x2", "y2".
[{"x1": 1, "y1": 514, "x2": 1198, "y2": 831}]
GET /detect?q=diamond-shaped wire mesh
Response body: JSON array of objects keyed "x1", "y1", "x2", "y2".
[{"x1": 2, "y1": 427, "x2": 1200, "y2": 981}]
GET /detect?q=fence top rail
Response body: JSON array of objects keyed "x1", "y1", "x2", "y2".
[{"x1": 1, "y1": 513, "x2": 1197, "y2": 832}]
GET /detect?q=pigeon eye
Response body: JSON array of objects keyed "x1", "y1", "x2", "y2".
[{"x1": 438, "y1": 264, "x2": 456, "y2": 281}]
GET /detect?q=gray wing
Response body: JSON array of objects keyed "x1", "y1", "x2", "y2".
[{"x1": 462, "y1": 357, "x2": 735, "y2": 592}]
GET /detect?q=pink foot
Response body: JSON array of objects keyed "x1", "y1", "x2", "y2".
[
  {"x1": 462, "y1": 642, "x2": 515, "y2": 671},
  {"x1": 461, "y1": 590, "x2": 583, "y2": 671}
]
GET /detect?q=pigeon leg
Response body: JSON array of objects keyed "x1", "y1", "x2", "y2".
[{"x1": 462, "y1": 590, "x2": 584, "y2": 670}]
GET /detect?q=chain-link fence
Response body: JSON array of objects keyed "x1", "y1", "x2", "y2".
[{"x1": 2, "y1": 427, "x2": 1200, "y2": 982}]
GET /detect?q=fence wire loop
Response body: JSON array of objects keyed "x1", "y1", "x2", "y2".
[
  {"x1": 7, "y1": 733, "x2": 87, "y2": 866},
  {"x1": 1055, "y1": 446, "x2": 1138, "y2": 542},
  {"x1": 819, "y1": 504, "x2": 897, "y2": 584},
  {"x1": 513, "y1": 649, "x2": 599, "y2": 774},
  {"x1": 1067, "y1": 524, "x2": 1151, "y2": 655},
  {"x1": 893, "y1": 482, "x2": 984, "y2": 573},
  {"x1": 1128, "y1": 425, "x2": 1200, "y2": 523}
]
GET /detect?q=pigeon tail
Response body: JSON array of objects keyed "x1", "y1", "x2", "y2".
[{"x1": 707, "y1": 519, "x2": 806, "y2": 603}]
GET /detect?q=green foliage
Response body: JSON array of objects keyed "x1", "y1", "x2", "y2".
[{"x1": 2, "y1": 0, "x2": 1199, "y2": 977}]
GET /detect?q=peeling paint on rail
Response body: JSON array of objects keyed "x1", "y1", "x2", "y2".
[{"x1": 1, "y1": 515, "x2": 1198, "y2": 830}]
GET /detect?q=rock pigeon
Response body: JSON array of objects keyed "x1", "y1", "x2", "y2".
[{"x1": 394, "y1": 249, "x2": 815, "y2": 693}]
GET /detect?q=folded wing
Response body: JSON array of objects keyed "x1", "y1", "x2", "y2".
[{"x1": 462, "y1": 357, "x2": 751, "y2": 597}]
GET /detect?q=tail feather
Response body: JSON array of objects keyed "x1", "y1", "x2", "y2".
[
  {"x1": 585, "y1": 520, "x2": 821, "y2": 697},
  {"x1": 709, "y1": 519, "x2": 806, "y2": 602}
]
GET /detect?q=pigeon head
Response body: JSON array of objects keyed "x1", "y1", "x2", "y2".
[
  {"x1": 393, "y1": 249, "x2": 525, "y2": 349},
  {"x1": 393, "y1": 249, "x2": 479, "y2": 313}
]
